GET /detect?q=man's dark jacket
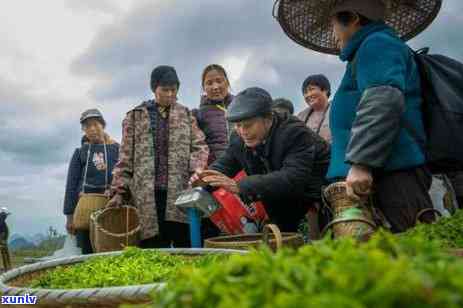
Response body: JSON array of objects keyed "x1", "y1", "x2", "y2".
[{"x1": 210, "y1": 113, "x2": 330, "y2": 231}]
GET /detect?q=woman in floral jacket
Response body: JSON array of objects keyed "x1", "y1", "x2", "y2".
[{"x1": 108, "y1": 66, "x2": 209, "y2": 248}]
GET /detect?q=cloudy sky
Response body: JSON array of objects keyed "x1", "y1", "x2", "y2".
[{"x1": 1, "y1": 0, "x2": 461, "y2": 236}]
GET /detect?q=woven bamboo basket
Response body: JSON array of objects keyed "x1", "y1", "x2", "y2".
[
  {"x1": 204, "y1": 224, "x2": 304, "y2": 251},
  {"x1": 322, "y1": 182, "x2": 377, "y2": 241},
  {"x1": 73, "y1": 194, "x2": 108, "y2": 230},
  {"x1": 273, "y1": 0, "x2": 442, "y2": 55},
  {"x1": 91, "y1": 206, "x2": 140, "y2": 253},
  {"x1": 0, "y1": 248, "x2": 246, "y2": 308}
]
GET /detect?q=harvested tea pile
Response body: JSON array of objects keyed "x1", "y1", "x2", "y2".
[
  {"x1": 403, "y1": 209, "x2": 463, "y2": 248},
  {"x1": 29, "y1": 247, "x2": 225, "y2": 289},
  {"x1": 154, "y1": 231, "x2": 463, "y2": 308}
]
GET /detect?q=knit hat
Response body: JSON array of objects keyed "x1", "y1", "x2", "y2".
[
  {"x1": 302, "y1": 74, "x2": 331, "y2": 97},
  {"x1": 150, "y1": 65, "x2": 180, "y2": 92}
]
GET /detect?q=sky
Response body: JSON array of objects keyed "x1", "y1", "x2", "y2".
[{"x1": 1, "y1": 0, "x2": 462, "y2": 236}]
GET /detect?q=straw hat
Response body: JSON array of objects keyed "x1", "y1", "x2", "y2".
[{"x1": 273, "y1": 0, "x2": 442, "y2": 55}]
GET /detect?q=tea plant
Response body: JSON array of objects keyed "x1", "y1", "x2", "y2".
[
  {"x1": 403, "y1": 209, "x2": 463, "y2": 248},
  {"x1": 154, "y1": 231, "x2": 463, "y2": 308}
]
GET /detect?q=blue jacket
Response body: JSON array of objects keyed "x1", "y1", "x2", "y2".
[
  {"x1": 63, "y1": 141, "x2": 119, "y2": 215},
  {"x1": 327, "y1": 23, "x2": 426, "y2": 180}
]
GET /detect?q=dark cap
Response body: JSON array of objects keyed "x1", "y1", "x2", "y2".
[
  {"x1": 80, "y1": 109, "x2": 106, "y2": 127},
  {"x1": 226, "y1": 87, "x2": 273, "y2": 123}
]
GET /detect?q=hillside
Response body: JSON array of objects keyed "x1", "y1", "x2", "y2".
[
  {"x1": 9, "y1": 237, "x2": 36, "y2": 251},
  {"x1": 9, "y1": 235, "x2": 65, "y2": 268}
]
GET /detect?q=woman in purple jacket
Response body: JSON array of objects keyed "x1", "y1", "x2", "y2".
[
  {"x1": 193, "y1": 64, "x2": 234, "y2": 240},
  {"x1": 193, "y1": 64, "x2": 234, "y2": 166}
]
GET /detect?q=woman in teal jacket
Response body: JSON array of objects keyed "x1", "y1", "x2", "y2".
[
  {"x1": 275, "y1": 0, "x2": 442, "y2": 232},
  {"x1": 329, "y1": 13, "x2": 433, "y2": 232}
]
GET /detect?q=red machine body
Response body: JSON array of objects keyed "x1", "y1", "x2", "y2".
[{"x1": 209, "y1": 171, "x2": 269, "y2": 235}]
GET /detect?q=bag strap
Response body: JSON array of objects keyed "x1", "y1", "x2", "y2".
[
  {"x1": 81, "y1": 144, "x2": 91, "y2": 194},
  {"x1": 403, "y1": 46, "x2": 429, "y2": 155},
  {"x1": 304, "y1": 108, "x2": 313, "y2": 125},
  {"x1": 103, "y1": 141, "x2": 108, "y2": 189},
  {"x1": 304, "y1": 105, "x2": 328, "y2": 135},
  {"x1": 316, "y1": 103, "x2": 330, "y2": 135}
]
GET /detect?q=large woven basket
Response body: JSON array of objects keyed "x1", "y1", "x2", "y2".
[
  {"x1": 204, "y1": 224, "x2": 304, "y2": 251},
  {"x1": 73, "y1": 194, "x2": 108, "y2": 230},
  {"x1": 91, "y1": 206, "x2": 140, "y2": 253},
  {"x1": 273, "y1": 0, "x2": 442, "y2": 54},
  {"x1": 0, "y1": 248, "x2": 246, "y2": 308}
]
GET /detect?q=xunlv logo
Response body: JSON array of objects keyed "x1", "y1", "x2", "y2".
[{"x1": 1, "y1": 293, "x2": 38, "y2": 304}]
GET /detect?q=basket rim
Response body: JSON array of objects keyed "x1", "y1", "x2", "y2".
[
  {"x1": 93, "y1": 205, "x2": 141, "y2": 237},
  {"x1": 324, "y1": 182, "x2": 347, "y2": 193},
  {"x1": 0, "y1": 248, "x2": 247, "y2": 303},
  {"x1": 95, "y1": 224, "x2": 141, "y2": 238},
  {"x1": 79, "y1": 193, "x2": 109, "y2": 198},
  {"x1": 94, "y1": 205, "x2": 139, "y2": 217},
  {"x1": 204, "y1": 232, "x2": 303, "y2": 244}
]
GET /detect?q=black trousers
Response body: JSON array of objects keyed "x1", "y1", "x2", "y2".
[
  {"x1": 76, "y1": 230, "x2": 93, "y2": 254},
  {"x1": 139, "y1": 189, "x2": 190, "y2": 248},
  {"x1": 374, "y1": 166, "x2": 435, "y2": 233}
]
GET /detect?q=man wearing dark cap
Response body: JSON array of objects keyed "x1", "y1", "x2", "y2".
[
  {"x1": 108, "y1": 65, "x2": 209, "y2": 248},
  {"x1": 297, "y1": 74, "x2": 332, "y2": 143},
  {"x1": 190, "y1": 87, "x2": 330, "y2": 233}
]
